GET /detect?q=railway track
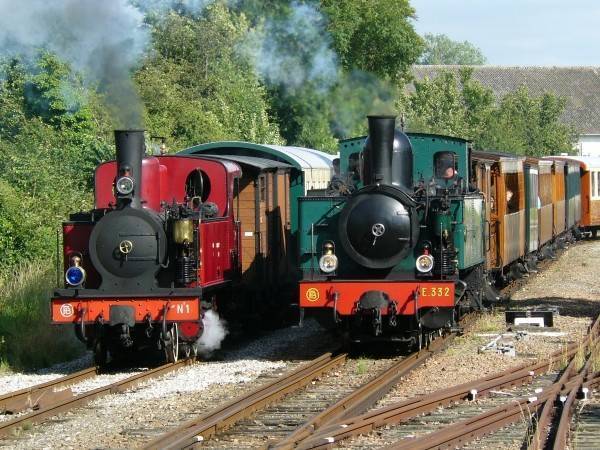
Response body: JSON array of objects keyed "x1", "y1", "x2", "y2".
[
  {"x1": 141, "y1": 352, "x2": 347, "y2": 449},
  {"x1": 0, "y1": 358, "x2": 193, "y2": 438},
  {"x1": 291, "y1": 314, "x2": 600, "y2": 450},
  {"x1": 571, "y1": 380, "x2": 600, "y2": 450},
  {"x1": 142, "y1": 329, "x2": 458, "y2": 450},
  {"x1": 0, "y1": 366, "x2": 98, "y2": 415}
]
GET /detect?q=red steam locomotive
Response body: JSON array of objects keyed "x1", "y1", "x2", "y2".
[{"x1": 51, "y1": 130, "x2": 242, "y2": 364}]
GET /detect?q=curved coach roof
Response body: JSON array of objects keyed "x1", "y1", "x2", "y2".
[
  {"x1": 179, "y1": 141, "x2": 335, "y2": 191},
  {"x1": 198, "y1": 154, "x2": 292, "y2": 171},
  {"x1": 544, "y1": 155, "x2": 600, "y2": 170},
  {"x1": 179, "y1": 141, "x2": 335, "y2": 171}
]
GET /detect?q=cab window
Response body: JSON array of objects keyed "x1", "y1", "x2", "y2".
[{"x1": 435, "y1": 152, "x2": 457, "y2": 179}]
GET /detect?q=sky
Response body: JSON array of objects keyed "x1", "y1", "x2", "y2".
[{"x1": 411, "y1": 0, "x2": 600, "y2": 66}]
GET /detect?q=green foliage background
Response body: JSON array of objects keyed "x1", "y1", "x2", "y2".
[
  {"x1": 0, "y1": 1, "x2": 577, "y2": 370},
  {"x1": 419, "y1": 33, "x2": 487, "y2": 65}
]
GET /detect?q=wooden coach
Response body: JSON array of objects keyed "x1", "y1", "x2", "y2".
[
  {"x1": 472, "y1": 151, "x2": 526, "y2": 271},
  {"x1": 550, "y1": 159, "x2": 566, "y2": 236},
  {"x1": 580, "y1": 157, "x2": 600, "y2": 235},
  {"x1": 217, "y1": 155, "x2": 294, "y2": 305},
  {"x1": 545, "y1": 156, "x2": 600, "y2": 236},
  {"x1": 537, "y1": 160, "x2": 554, "y2": 247}
]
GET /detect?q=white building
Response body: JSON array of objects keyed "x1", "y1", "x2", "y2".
[{"x1": 411, "y1": 66, "x2": 600, "y2": 157}]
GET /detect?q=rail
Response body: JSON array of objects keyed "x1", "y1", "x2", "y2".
[
  {"x1": 142, "y1": 352, "x2": 347, "y2": 450},
  {"x1": 0, "y1": 359, "x2": 193, "y2": 437},
  {"x1": 0, "y1": 366, "x2": 98, "y2": 414},
  {"x1": 270, "y1": 332, "x2": 455, "y2": 449}
]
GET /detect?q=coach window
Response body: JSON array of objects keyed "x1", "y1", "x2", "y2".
[
  {"x1": 505, "y1": 172, "x2": 520, "y2": 214},
  {"x1": 540, "y1": 172, "x2": 552, "y2": 206},
  {"x1": 259, "y1": 175, "x2": 266, "y2": 202},
  {"x1": 435, "y1": 152, "x2": 457, "y2": 179}
]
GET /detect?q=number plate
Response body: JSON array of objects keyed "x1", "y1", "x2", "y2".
[{"x1": 420, "y1": 285, "x2": 453, "y2": 298}]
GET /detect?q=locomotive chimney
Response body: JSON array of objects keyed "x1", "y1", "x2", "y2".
[
  {"x1": 364, "y1": 115, "x2": 396, "y2": 186},
  {"x1": 114, "y1": 129, "x2": 145, "y2": 208}
]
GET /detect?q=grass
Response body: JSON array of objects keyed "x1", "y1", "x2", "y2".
[
  {"x1": 355, "y1": 358, "x2": 368, "y2": 375},
  {"x1": 590, "y1": 344, "x2": 600, "y2": 373},
  {"x1": 473, "y1": 312, "x2": 502, "y2": 333},
  {"x1": 573, "y1": 340, "x2": 586, "y2": 372},
  {"x1": 0, "y1": 262, "x2": 83, "y2": 372},
  {"x1": 517, "y1": 402, "x2": 538, "y2": 449}
]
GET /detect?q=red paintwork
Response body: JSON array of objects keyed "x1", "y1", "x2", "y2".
[
  {"x1": 50, "y1": 297, "x2": 200, "y2": 324},
  {"x1": 199, "y1": 219, "x2": 236, "y2": 287},
  {"x1": 60, "y1": 154, "x2": 241, "y2": 298},
  {"x1": 62, "y1": 223, "x2": 100, "y2": 288},
  {"x1": 94, "y1": 155, "x2": 241, "y2": 216},
  {"x1": 299, "y1": 281, "x2": 455, "y2": 316},
  {"x1": 179, "y1": 321, "x2": 202, "y2": 339}
]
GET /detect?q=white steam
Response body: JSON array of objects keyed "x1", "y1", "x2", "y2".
[
  {"x1": 238, "y1": 2, "x2": 338, "y2": 92},
  {"x1": 0, "y1": 0, "x2": 149, "y2": 127},
  {"x1": 140, "y1": 1, "x2": 339, "y2": 93},
  {"x1": 196, "y1": 310, "x2": 228, "y2": 357}
]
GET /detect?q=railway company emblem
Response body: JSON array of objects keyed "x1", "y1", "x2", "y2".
[
  {"x1": 60, "y1": 303, "x2": 74, "y2": 318},
  {"x1": 119, "y1": 240, "x2": 134, "y2": 255},
  {"x1": 305, "y1": 288, "x2": 320, "y2": 302}
]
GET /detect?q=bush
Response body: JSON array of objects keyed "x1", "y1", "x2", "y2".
[{"x1": 0, "y1": 262, "x2": 83, "y2": 371}]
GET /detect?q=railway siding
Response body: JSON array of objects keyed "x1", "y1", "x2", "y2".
[{"x1": 338, "y1": 239, "x2": 600, "y2": 449}]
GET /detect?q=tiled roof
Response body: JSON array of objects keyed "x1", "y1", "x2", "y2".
[{"x1": 410, "y1": 66, "x2": 600, "y2": 134}]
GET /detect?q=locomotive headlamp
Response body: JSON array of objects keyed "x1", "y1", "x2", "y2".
[
  {"x1": 116, "y1": 176, "x2": 134, "y2": 195},
  {"x1": 319, "y1": 241, "x2": 338, "y2": 273},
  {"x1": 319, "y1": 254, "x2": 338, "y2": 273},
  {"x1": 416, "y1": 254, "x2": 434, "y2": 273},
  {"x1": 65, "y1": 256, "x2": 86, "y2": 286}
]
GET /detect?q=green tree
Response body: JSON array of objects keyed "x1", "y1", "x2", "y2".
[
  {"x1": 0, "y1": 54, "x2": 112, "y2": 273},
  {"x1": 405, "y1": 68, "x2": 494, "y2": 140},
  {"x1": 137, "y1": 5, "x2": 282, "y2": 149},
  {"x1": 404, "y1": 69, "x2": 575, "y2": 156},
  {"x1": 480, "y1": 86, "x2": 575, "y2": 156},
  {"x1": 247, "y1": 0, "x2": 420, "y2": 150},
  {"x1": 419, "y1": 33, "x2": 487, "y2": 65},
  {"x1": 320, "y1": 0, "x2": 424, "y2": 81}
]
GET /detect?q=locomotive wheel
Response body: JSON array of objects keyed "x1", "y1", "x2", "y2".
[{"x1": 164, "y1": 323, "x2": 179, "y2": 363}]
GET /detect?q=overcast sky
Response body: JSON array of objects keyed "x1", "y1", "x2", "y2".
[{"x1": 411, "y1": 0, "x2": 600, "y2": 66}]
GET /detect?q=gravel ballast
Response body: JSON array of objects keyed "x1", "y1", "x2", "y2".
[{"x1": 0, "y1": 319, "x2": 331, "y2": 449}]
